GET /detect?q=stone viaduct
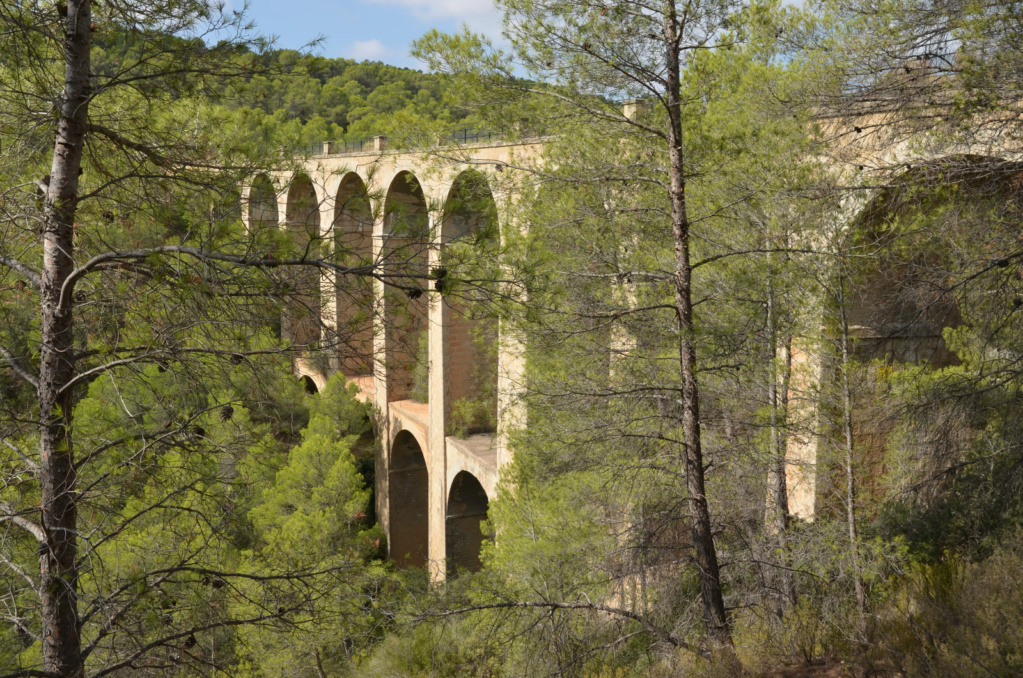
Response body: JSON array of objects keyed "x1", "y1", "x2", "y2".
[
  {"x1": 238, "y1": 124, "x2": 1021, "y2": 579},
  {"x1": 239, "y1": 136, "x2": 539, "y2": 580}
]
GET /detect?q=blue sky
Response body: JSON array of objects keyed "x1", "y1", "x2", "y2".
[{"x1": 243, "y1": 0, "x2": 505, "y2": 70}]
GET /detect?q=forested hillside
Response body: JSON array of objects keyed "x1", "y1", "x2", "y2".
[
  {"x1": 91, "y1": 38, "x2": 474, "y2": 149},
  {"x1": 218, "y1": 50, "x2": 469, "y2": 137},
  {"x1": 85, "y1": 29, "x2": 476, "y2": 148},
  {"x1": 210, "y1": 49, "x2": 475, "y2": 149}
]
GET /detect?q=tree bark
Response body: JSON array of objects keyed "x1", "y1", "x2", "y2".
[
  {"x1": 766, "y1": 261, "x2": 796, "y2": 610},
  {"x1": 836, "y1": 272, "x2": 866, "y2": 617},
  {"x1": 663, "y1": 3, "x2": 732, "y2": 650},
  {"x1": 766, "y1": 271, "x2": 790, "y2": 535},
  {"x1": 38, "y1": 2, "x2": 91, "y2": 675}
]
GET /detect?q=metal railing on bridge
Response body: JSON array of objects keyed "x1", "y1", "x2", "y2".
[
  {"x1": 300, "y1": 128, "x2": 498, "y2": 157},
  {"x1": 300, "y1": 137, "x2": 374, "y2": 155},
  {"x1": 449, "y1": 128, "x2": 494, "y2": 145}
]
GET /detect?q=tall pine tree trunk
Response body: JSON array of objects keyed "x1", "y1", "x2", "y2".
[
  {"x1": 836, "y1": 272, "x2": 866, "y2": 616},
  {"x1": 766, "y1": 258, "x2": 796, "y2": 611},
  {"x1": 766, "y1": 268, "x2": 790, "y2": 535},
  {"x1": 663, "y1": 2, "x2": 732, "y2": 650},
  {"x1": 38, "y1": 1, "x2": 91, "y2": 675}
]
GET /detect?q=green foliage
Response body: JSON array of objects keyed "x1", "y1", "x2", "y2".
[
  {"x1": 871, "y1": 530, "x2": 1023, "y2": 676},
  {"x1": 212, "y1": 49, "x2": 479, "y2": 148},
  {"x1": 878, "y1": 356, "x2": 1023, "y2": 561},
  {"x1": 236, "y1": 375, "x2": 391, "y2": 678},
  {"x1": 834, "y1": 165, "x2": 1023, "y2": 563},
  {"x1": 248, "y1": 374, "x2": 375, "y2": 563},
  {"x1": 449, "y1": 394, "x2": 494, "y2": 439},
  {"x1": 6, "y1": 0, "x2": 1023, "y2": 674},
  {"x1": 0, "y1": 3, "x2": 441, "y2": 675},
  {"x1": 360, "y1": 619, "x2": 501, "y2": 678}
]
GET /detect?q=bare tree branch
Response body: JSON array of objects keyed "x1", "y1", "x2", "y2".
[
  {"x1": 420, "y1": 600, "x2": 704, "y2": 657},
  {"x1": 0, "y1": 670, "x2": 61, "y2": 678},
  {"x1": 0, "y1": 552, "x2": 39, "y2": 592},
  {"x1": 87, "y1": 612, "x2": 300, "y2": 678},
  {"x1": 1, "y1": 438, "x2": 39, "y2": 473},
  {"x1": 59, "y1": 245, "x2": 394, "y2": 311},
  {"x1": 0, "y1": 256, "x2": 41, "y2": 290},
  {"x1": 0, "y1": 501, "x2": 46, "y2": 542},
  {"x1": 0, "y1": 344, "x2": 38, "y2": 389}
]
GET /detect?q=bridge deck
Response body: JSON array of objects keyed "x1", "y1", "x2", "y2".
[
  {"x1": 447, "y1": 434, "x2": 498, "y2": 471},
  {"x1": 390, "y1": 399, "x2": 428, "y2": 428}
]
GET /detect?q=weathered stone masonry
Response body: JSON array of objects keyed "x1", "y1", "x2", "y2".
[
  {"x1": 241, "y1": 128, "x2": 1019, "y2": 577},
  {"x1": 240, "y1": 139, "x2": 535, "y2": 580}
]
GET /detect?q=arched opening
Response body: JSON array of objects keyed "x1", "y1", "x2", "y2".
[
  {"x1": 333, "y1": 173, "x2": 375, "y2": 381},
  {"x1": 350, "y1": 413, "x2": 379, "y2": 530},
  {"x1": 301, "y1": 375, "x2": 318, "y2": 395},
  {"x1": 446, "y1": 471, "x2": 490, "y2": 574},
  {"x1": 244, "y1": 175, "x2": 282, "y2": 338},
  {"x1": 246, "y1": 174, "x2": 278, "y2": 231},
  {"x1": 388, "y1": 431, "x2": 429, "y2": 568},
  {"x1": 846, "y1": 177, "x2": 961, "y2": 368},
  {"x1": 441, "y1": 171, "x2": 499, "y2": 436},
  {"x1": 822, "y1": 156, "x2": 1018, "y2": 517},
  {"x1": 285, "y1": 174, "x2": 322, "y2": 347},
  {"x1": 383, "y1": 171, "x2": 430, "y2": 403}
]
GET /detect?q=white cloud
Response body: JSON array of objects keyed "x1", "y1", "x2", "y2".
[
  {"x1": 364, "y1": 0, "x2": 503, "y2": 37},
  {"x1": 366, "y1": 0, "x2": 495, "y2": 19},
  {"x1": 344, "y1": 38, "x2": 394, "y2": 61}
]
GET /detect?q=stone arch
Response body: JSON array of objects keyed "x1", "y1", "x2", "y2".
[
  {"x1": 243, "y1": 174, "x2": 282, "y2": 337},
  {"x1": 445, "y1": 470, "x2": 490, "y2": 574},
  {"x1": 388, "y1": 429, "x2": 429, "y2": 568},
  {"x1": 300, "y1": 375, "x2": 319, "y2": 395},
  {"x1": 812, "y1": 155, "x2": 1023, "y2": 517},
  {"x1": 442, "y1": 170, "x2": 499, "y2": 245},
  {"x1": 441, "y1": 170, "x2": 500, "y2": 436},
  {"x1": 284, "y1": 173, "x2": 322, "y2": 347},
  {"x1": 383, "y1": 171, "x2": 430, "y2": 403},
  {"x1": 333, "y1": 172, "x2": 375, "y2": 379},
  {"x1": 286, "y1": 172, "x2": 322, "y2": 241},
  {"x1": 246, "y1": 173, "x2": 278, "y2": 231},
  {"x1": 839, "y1": 157, "x2": 1018, "y2": 366}
]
